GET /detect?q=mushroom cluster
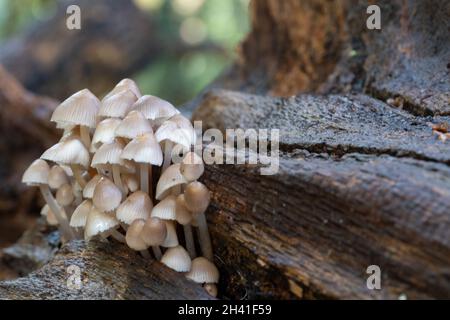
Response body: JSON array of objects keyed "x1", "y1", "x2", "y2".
[{"x1": 21, "y1": 79, "x2": 219, "y2": 297}]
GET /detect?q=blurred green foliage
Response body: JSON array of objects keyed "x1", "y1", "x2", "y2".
[{"x1": 0, "y1": 0, "x2": 250, "y2": 105}]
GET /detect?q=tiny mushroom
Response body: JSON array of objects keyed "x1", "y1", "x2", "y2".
[
  {"x1": 84, "y1": 206, "x2": 122, "y2": 242},
  {"x1": 161, "y1": 245, "x2": 192, "y2": 272},
  {"x1": 116, "y1": 191, "x2": 152, "y2": 225},
  {"x1": 70, "y1": 199, "x2": 92, "y2": 228},
  {"x1": 125, "y1": 219, "x2": 150, "y2": 257},
  {"x1": 90, "y1": 118, "x2": 122, "y2": 152},
  {"x1": 98, "y1": 89, "x2": 137, "y2": 119},
  {"x1": 180, "y1": 151, "x2": 204, "y2": 182},
  {"x1": 186, "y1": 257, "x2": 219, "y2": 285},
  {"x1": 155, "y1": 163, "x2": 187, "y2": 200},
  {"x1": 92, "y1": 177, "x2": 122, "y2": 213},
  {"x1": 141, "y1": 217, "x2": 166, "y2": 260}
]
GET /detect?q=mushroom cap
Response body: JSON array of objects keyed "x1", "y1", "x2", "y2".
[
  {"x1": 141, "y1": 217, "x2": 167, "y2": 246},
  {"x1": 115, "y1": 110, "x2": 153, "y2": 139},
  {"x1": 84, "y1": 206, "x2": 119, "y2": 240},
  {"x1": 48, "y1": 165, "x2": 69, "y2": 189},
  {"x1": 91, "y1": 139, "x2": 126, "y2": 167},
  {"x1": 180, "y1": 152, "x2": 204, "y2": 182},
  {"x1": 151, "y1": 195, "x2": 177, "y2": 220},
  {"x1": 51, "y1": 89, "x2": 100, "y2": 128},
  {"x1": 161, "y1": 245, "x2": 192, "y2": 272},
  {"x1": 175, "y1": 194, "x2": 193, "y2": 225},
  {"x1": 91, "y1": 118, "x2": 122, "y2": 152},
  {"x1": 121, "y1": 132, "x2": 163, "y2": 165},
  {"x1": 92, "y1": 178, "x2": 122, "y2": 212},
  {"x1": 22, "y1": 159, "x2": 50, "y2": 186},
  {"x1": 116, "y1": 191, "x2": 152, "y2": 224},
  {"x1": 83, "y1": 175, "x2": 103, "y2": 199},
  {"x1": 70, "y1": 199, "x2": 92, "y2": 228},
  {"x1": 125, "y1": 219, "x2": 148, "y2": 251},
  {"x1": 161, "y1": 221, "x2": 179, "y2": 248},
  {"x1": 184, "y1": 181, "x2": 211, "y2": 215},
  {"x1": 122, "y1": 174, "x2": 139, "y2": 193},
  {"x1": 56, "y1": 183, "x2": 74, "y2": 207},
  {"x1": 204, "y1": 283, "x2": 218, "y2": 297},
  {"x1": 155, "y1": 163, "x2": 187, "y2": 200},
  {"x1": 155, "y1": 119, "x2": 195, "y2": 148},
  {"x1": 41, "y1": 138, "x2": 90, "y2": 168},
  {"x1": 41, "y1": 204, "x2": 67, "y2": 226},
  {"x1": 131, "y1": 95, "x2": 179, "y2": 121},
  {"x1": 98, "y1": 89, "x2": 137, "y2": 119},
  {"x1": 103, "y1": 78, "x2": 141, "y2": 101},
  {"x1": 186, "y1": 257, "x2": 219, "y2": 284}
]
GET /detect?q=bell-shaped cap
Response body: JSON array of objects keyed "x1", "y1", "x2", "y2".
[
  {"x1": 48, "y1": 165, "x2": 69, "y2": 189},
  {"x1": 115, "y1": 110, "x2": 153, "y2": 139},
  {"x1": 91, "y1": 118, "x2": 121, "y2": 152},
  {"x1": 56, "y1": 183, "x2": 74, "y2": 207},
  {"x1": 103, "y1": 79, "x2": 141, "y2": 101},
  {"x1": 155, "y1": 118, "x2": 195, "y2": 149},
  {"x1": 93, "y1": 178, "x2": 122, "y2": 212},
  {"x1": 151, "y1": 195, "x2": 177, "y2": 220},
  {"x1": 161, "y1": 245, "x2": 192, "y2": 272},
  {"x1": 185, "y1": 257, "x2": 219, "y2": 283},
  {"x1": 84, "y1": 206, "x2": 119, "y2": 240},
  {"x1": 22, "y1": 159, "x2": 50, "y2": 186},
  {"x1": 51, "y1": 89, "x2": 100, "y2": 128},
  {"x1": 131, "y1": 95, "x2": 179, "y2": 121},
  {"x1": 125, "y1": 219, "x2": 148, "y2": 251},
  {"x1": 180, "y1": 152, "x2": 204, "y2": 182},
  {"x1": 141, "y1": 217, "x2": 167, "y2": 246},
  {"x1": 122, "y1": 174, "x2": 139, "y2": 193},
  {"x1": 41, "y1": 138, "x2": 90, "y2": 168},
  {"x1": 155, "y1": 163, "x2": 187, "y2": 200},
  {"x1": 98, "y1": 89, "x2": 137, "y2": 119},
  {"x1": 184, "y1": 181, "x2": 210, "y2": 215},
  {"x1": 116, "y1": 191, "x2": 152, "y2": 224},
  {"x1": 70, "y1": 199, "x2": 92, "y2": 228},
  {"x1": 91, "y1": 139, "x2": 126, "y2": 168},
  {"x1": 121, "y1": 133, "x2": 163, "y2": 166},
  {"x1": 83, "y1": 175, "x2": 103, "y2": 199},
  {"x1": 41, "y1": 204, "x2": 67, "y2": 226}
]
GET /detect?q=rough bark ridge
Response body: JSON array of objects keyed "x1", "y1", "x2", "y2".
[{"x1": 1, "y1": 0, "x2": 449, "y2": 299}]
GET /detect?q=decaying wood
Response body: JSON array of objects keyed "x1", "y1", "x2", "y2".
[{"x1": 193, "y1": 90, "x2": 450, "y2": 299}]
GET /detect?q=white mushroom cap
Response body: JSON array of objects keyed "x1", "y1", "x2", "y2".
[
  {"x1": 155, "y1": 119, "x2": 195, "y2": 149},
  {"x1": 155, "y1": 163, "x2": 187, "y2": 200},
  {"x1": 161, "y1": 221, "x2": 179, "y2": 248},
  {"x1": 91, "y1": 118, "x2": 122, "y2": 152},
  {"x1": 116, "y1": 191, "x2": 152, "y2": 224},
  {"x1": 151, "y1": 195, "x2": 176, "y2": 220},
  {"x1": 131, "y1": 95, "x2": 179, "y2": 121},
  {"x1": 103, "y1": 78, "x2": 141, "y2": 101},
  {"x1": 91, "y1": 139, "x2": 126, "y2": 168},
  {"x1": 175, "y1": 194, "x2": 193, "y2": 225},
  {"x1": 125, "y1": 219, "x2": 148, "y2": 251},
  {"x1": 141, "y1": 217, "x2": 167, "y2": 246},
  {"x1": 70, "y1": 199, "x2": 92, "y2": 228},
  {"x1": 184, "y1": 181, "x2": 211, "y2": 215},
  {"x1": 41, "y1": 138, "x2": 90, "y2": 168},
  {"x1": 51, "y1": 89, "x2": 100, "y2": 128},
  {"x1": 48, "y1": 165, "x2": 69, "y2": 189},
  {"x1": 121, "y1": 132, "x2": 163, "y2": 166},
  {"x1": 84, "y1": 206, "x2": 119, "y2": 240},
  {"x1": 22, "y1": 159, "x2": 50, "y2": 186},
  {"x1": 186, "y1": 257, "x2": 219, "y2": 283},
  {"x1": 180, "y1": 152, "x2": 204, "y2": 182},
  {"x1": 161, "y1": 245, "x2": 192, "y2": 272},
  {"x1": 98, "y1": 89, "x2": 137, "y2": 119},
  {"x1": 56, "y1": 183, "x2": 74, "y2": 207},
  {"x1": 115, "y1": 110, "x2": 153, "y2": 139},
  {"x1": 92, "y1": 178, "x2": 122, "y2": 212},
  {"x1": 83, "y1": 175, "x2": 103, "y2": 199},
  {"x1": 122, "y1": 174, "x2": 139, "y2": 193}
]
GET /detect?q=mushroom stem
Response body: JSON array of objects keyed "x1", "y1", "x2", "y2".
[
  {"x1": 162, "y1": 141, "x2": 173, "y2": 172},
  {"x1": 195, "y1": 213, "x2": 213, "y2": 261},
  {"x1": 108, "y1": 228, "x2": 126, "y2": 243},
  {"x1": 140, "y1": 250, "x2": 151, "y2": 259},
  {"x1": 140, "y1": 163, "x2": 149, "y2": 194},
  {"x1": 70, "y1": 165, "x2": 87, "y2": 188},
  {"x1": 80, "y1": 125, "x2": 91, "y2": 149},
  {"x1": 183, "y1": 224, "x2": 196, "y2": 258},
  {"x1": 151, "y1": 246, "x2": 162, "y2": 260},
  {"x1": 112, "y1": 164, "x2": 126, "y2": 196},
  {"x1": 39, "y1": 185, "x2": 75, "y2": 241}
]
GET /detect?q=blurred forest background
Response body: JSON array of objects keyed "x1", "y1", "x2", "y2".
[{"x1": 0, "y1": 0, "x2": 250, "y2": 105}]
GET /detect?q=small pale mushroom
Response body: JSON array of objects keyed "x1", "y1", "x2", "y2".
[
  {"x1": 70, "y1": 199, "x2": 92, "y2": 229},
  {"x1": 98, "y1": 89, "x2": 137, "y2": 119},
  {"x1": 115, "y1": 110, "x2": 153, "y2": 140},
  {"x1": 161, "y1": 245, "x2": 192, "y2": 272},
  {"x1": 161, "y1": 220, "x2": 179, "y2": 248},
  {"x1": 155, "y1": 163, "x2": 187, "y2": 200},
  {"x1": 41, "y1": 204, "x2": 68, "y2": 227},
  {"x1": 122, "y1": 173, "x2": 139, "y2": 193},
  {"x1": 126, "y1": 219, "x2": 150, "y2": 258},
  {"x1": 121, "y1": 132, "x2": 163, "y2": 197},
  {"x1": 151, "y1": 195, "x2": 177, "y2": 220},
  {"x1": 48, "y1": 165, "x2": 69, "y2": 190},
  {"x1": 83, "y1": 174, "x2": 103, "y2": 199},
  {"x1": 56, "y1": 183, "x2": 74, "y2": 207},
  {"x1": 90, "y1": 118, "x2": 122, "y2": 152},
  {"x1": 50, "y1": 88, "x2": 100, "y2": 148},
  {"x1": 84, "y1": 206, "x2": 123, "y2": 242},
  {"x1": 116, "y1": 191, "x2": 152, "y2": 225},
  {"x1": 92, "y1": 177, "x2": 122, "y2": 213},
  {"x1": 186, "y1": 257, "x2": 219, "y2": 297},
  {"x1": 141, "y1": 217, "x2": 166, "y2": 260},
  {"x1": 103, "y1": 78, "x2": 141, "y2": 101},
  {"x1": 131, "y1": 95, "x2": 180, "y2": 128},
  {"x1": 180, "y1": 151, "x2": 204, "y2": 182},
  {"x1": 184, "y1": 181, "x2": 213, "y2": 260},
  {"x1": 22, "y1": 159, "x2": 74, "y2": 240}
]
